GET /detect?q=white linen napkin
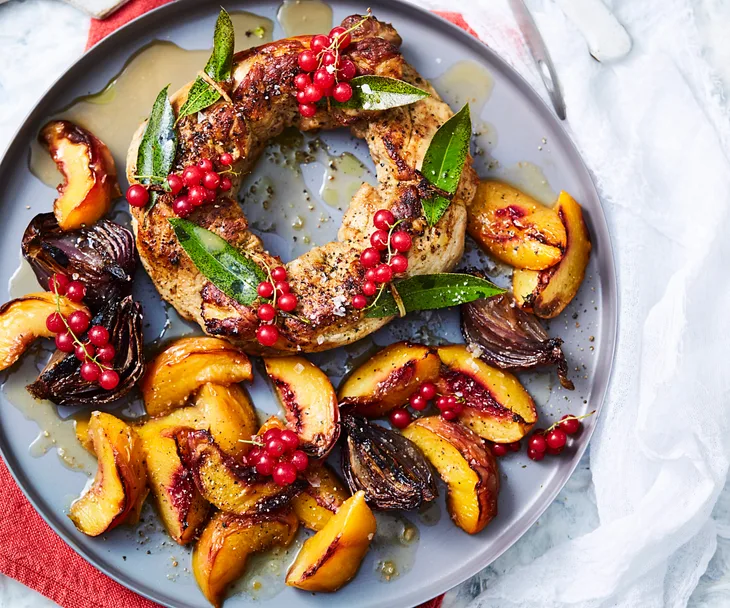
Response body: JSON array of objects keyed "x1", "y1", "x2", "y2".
[{"x1": 405, "y1": 0, "x2": 730, "y2": 606}]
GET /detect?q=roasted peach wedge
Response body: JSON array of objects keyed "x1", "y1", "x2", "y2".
[
  {"x1": 0, "y1": 292, "x2": 88, "y2": 371},
  {"x1": 136, "y1": 407, "x2": 210, "y2": 544},
  {"x1": 69, "y1": 412, "x2": 147, "y2": 536},
  {"x1": 264, "y1": 356, "x2": 339, "y2": 459},
  {"x1": 39, "y1": 120, "x2": 119, "y2": 231},
  {"x1": 513, "y1": 191, "x2": 592, "y2": 318},
  {"x1": 437, "y1": 345, "x2": 537, "y2": 443},
  {"x1": 338, "y1": 342, "x2": 440, "y2": 417},
  {"x1": 193, "y1": 510, "x2": 299, "y2": 608},
  {"x1": 142, "y1": 337, "x2": 253, "y2": 416},
  {"x1": 286, "y1": 490, "x2": 376, "y2": 592},
  {"x1": 467, "y1": 181, "x2": 567, "y2": 270},
  {"x1": 292, "y1": 464, "x2": 350, "y2": 532},
  {"x1": 194, "y1": 383, "x2": 258, "y2": 459},
  {"x1": 173, "y1": 429, "x2": 305, "y2": 516},
  {"x1": 402, "y1": 416, "x2": 499, "y2": 535}
]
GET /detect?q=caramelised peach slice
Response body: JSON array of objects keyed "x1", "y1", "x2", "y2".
[
  {"x1": 286, "y1": 490, "x2": 376, "y2": 592},
  {"x1": 402, "y1": 416, "x2": 499, "y2": 534},
  {"x1": 39, "y1": 120, "x2": 119, "y2": 231},
  {"x1": 467, "y1": 181, "x2": 567, "y2": 270},
  {"x1": 136, "y1": 407, "x2": 210, "y2": 544},
  {"x1": 194, "y1": 383, "x2": 258, "y2": 459},
  {"x1": 69, "y1": 412, "x2": 147, "y2": 536},
  {"x1": 193, "y1": 510, "x2": 299, "y2": 608},
  {"x1": 437, "y1": 345, "x2": 537, "y2": 443},
  {"x1": 173, "y1": 429, "x2": 304, "y2": 516},
  {"x1": 264, "y1": 356, "x2": 339, "y2": 458},
  {"x1": 338, "y1": 342, "x2": 440, "y2": 417},
  {"x1": 513, "y1": 191, "x2": 592, "y2": 318},
  {"x1": 0, "y1": 292, "x2": 88, "y2": 371},
  {"x1": 142, "y1": 337, "x2": 253, "y2": 416},
  {"x1": 292, "y1": 464, "x2": 350, "y2": 532}
]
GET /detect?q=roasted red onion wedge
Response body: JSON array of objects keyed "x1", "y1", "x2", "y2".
[{"x1": 461, "y1": 293, "x2": 574, "y2": 390}]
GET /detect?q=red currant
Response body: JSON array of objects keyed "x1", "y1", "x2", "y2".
[
  {"x1": 360, "y1": 247, "x2": 381, "y2": 268},
  {"x1": 362, "y1": 281, "x2": 377, "y2": 296},
  {"x1": 491, "y1": 443, "x2": 509, "y2": 457},
  {"x1": 80, "y1": 361, "x2": 101, "y2": 382},
  {"x1": 299, "y1": 103, "x2": 317, "y2": 118},
  {"x1": 313, "y1": 68, "x2": 335, "y2": 90},
  {"x1": 271, "y1": 267, "x2": 287, "y2": 281},
  {"x1": 528, "y1": 448, "x2": 545, "y2": 461},
  {"x1": 65, "y1": 281, "x2": 86, "y2": 303},
  {"x1": 167, "y1": 173, "x2": 184, "y2": 195},
  {"x1": 352, "y1": 294, "x2": 367, "y2": 309},
  {"x1": 389, "y1": 408, "x2": 412, "y2": 429},
  {"x1": 256, "y1": 324, "x2": 279, "y2": 347},
  {"x1": 435, "y1": 396, "x2": 449, "y2": 411},
  {"x1": 559, "y1": 415, "x2": 581, "y2": 435},
  {"x1": 173, "y1": 196, "x2": 193, "y2": 217},
  {"x1": 88, "y1": 325, "x2": 109, "y2": 347},
  {"x1": 364, "y1": 268, "x2": 377, "y2": 282},
  {"x1": 96, "y1": 343, "x2": 116, "y2": 363},
  {"x1": 338, "y1": 58, "x2": 357, "y2": 81},
  {"x1": 257, "y1": 303, "x2": 276, "y2": 322},
  {"x1": 249, "y1": 446, "x2": 262, "y2": 462},
  {"x1": 391, "y1": 231, "x2": 412, "y2": 252},
  {"x1": 298, "y1": 50, "x2": 318, "y2": 72},
  {"x1": 290, "y1": 450, "x2": 309, "y2": 472},
  {"x1": 370, "y1": 230, "x2": 389, "y2": 250},
  {"x1": 546, "y1": 445, "x2": 564, "y2": 456},
  {"x1": 374, "y1": 264, "x2": 393, "y2": 284},
  {"x1": 409, "y1": 393, "x2": 427, "y2": 411},
  {"x1": 182, "y1": 165, "x2": 203, "y2": 187},
  {"x1": 218, "y1": 152, "x2": 233, "y2": 166},
  {"x1": 390, "y1": 254, "x2": 408, "y2": 274},
  {"x1": 273, "y1": 462, "x2": 297, "y2": 486},
  {"x1": 419, "y1": 382, "x2": 437, "y2": 400},
  {"x1": 197, "y1": 158, "x2": 213, "y2": 172},
  {"x1": 265, "y1": 438, "x2": 285, "y2": 458},
  {"x1": 75, "y1": 343, "x2": 93, "y2": 361},
  {"x1": 99, "y1": 369, "x2": 120, "y2": 390},
  {"x1": 46, "y1": 312, "x2": 65, "y2": 334},
  {"x1": 295, "y1": 73, "x2": 311, "y2": 91},
  {"x1": 126, "y1": 184, "x2": 149, "y2": 208},
  {"x1": 310, "y1": 34, "x2": 331, "y2": 54},
  {"x1": 373, "y1": 209, "x2": 395, "y2": 230},
  {"x1": 321, "y1": 50, "x2": 338, "y2": 66},
  {"x1": 203, "y1": 171, "x2": 220, "y2": 190},
  {"x1": 508, "y1": 441, "x2": 521, "y2": 452},
  {"x1": 48, "y1": 273, "x2": 69, "y2": 295},
  {"x1": 329, "y1": 26, "x2": 352, "y2": 49},
  {"x1": 257, "y1": 281, "x2": 274, "y2": 298},
  {"x1": 256, "y1": 452, "x2": 275, "y2": 476},
  {"x1": 304, "y1": 84, "x2": 323, "y2": 103},
  {"x1": 296, "y1": 90, "x2": 308, "y2": 103},
  {"x1": 450, "y1": 400, "x2": 464, "y2": 415},
  {"x1": 278, "y1": 293, "x2": 298, "y2": 312},
  {"x1": 333, "y1": 82, "x2": 353, "y2": 103},
  {"x1": 263, "y1": 428, "x2": 281, "y2": 443},
  {"x1": 67, "y1": 310, "x2": 90, "y2": 334},
  {"x1": 274, "y1": 281, "x2": 290, "y2": 294},
  {"x1": 219, "y1": 176, "x2": 232, "y2": 192},
  {"x1": 545, "y1": 428, "x2": 567, "y2": 450},
  {"x1": 188, "y1": 185, "x2": 207, "y2": 207},
  {"x1": 279, "y1": 430, "x2": 299, "y2": 452},
  {"x1": 528, "y1": 433, "x2": 547, "y2": 453},
  {"x1": 55, "y1": 332, "x2": 74, "y2": 352},
  {"x1": 441, "y1": 409, "x2": 458, "y2": 421}
]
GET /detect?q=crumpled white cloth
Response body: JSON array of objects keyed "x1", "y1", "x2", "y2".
[{"x1": 407, "y1": 0, "x2": 730, "y2": 606}]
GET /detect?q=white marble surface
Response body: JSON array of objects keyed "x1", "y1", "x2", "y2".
[{"x1": 0, "y1": 1, "x2": 729, "y2": 607}]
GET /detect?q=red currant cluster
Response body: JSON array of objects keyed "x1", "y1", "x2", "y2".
[
  {"x1": 295, "y1": 25, "x2": 358, "y2": 117},
  {"x1": 245, "y1": 427, "x2": 309, "y2": 487},
  {"x1": 45, "y1": 274, "x2": 119, "y2": 390},
  {"x1": 525, "y1": 415, "x2": 582, "y2": 461},
  {"x1": 490, "y1": 441, "x2": 522, "y2": 458},
  {"x1": 388, "y1": 381, "x2": 464, "y2": 429},
  {"x1": 352, "y1": 209, "x2": 412, "y2": 310},
  {"x1": 254, "y1": 266, "x2": 297, "y2": 347},
  {"x1": 126, "y1": 153, "x2": 235, "y2": 217}
]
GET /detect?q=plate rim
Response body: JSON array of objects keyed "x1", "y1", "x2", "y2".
[{"x1": 0, "y1": 1, "x2": 619, "y2": 607}]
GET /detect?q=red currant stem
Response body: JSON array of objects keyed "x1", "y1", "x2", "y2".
[
  {"x1": 385, "y1": 218, "x2": 405, "y2": 261},
  {"x1": 52, "y1": 280, "x2": 111, "y2": 372},
  {"x1": 132, "y1": 174, "x2": 166, "y2": 184},
  {"x1": 218, "y1": 167, "x2": 240, "y2": 177},
  {"x1": 363, "y1": 283, "x2": 387, "y2": 311},
  {"x1": 237, "y1": 437, "x2": 264, "y2": 446},
  {"x1": 545, "y1": 410, "x2": 596, "y2": 433},
  {"x1": 278, "y1": 309, "x2": 312, "y2": 326},
  {"x1": 338, "y1": 13, "x2": 372, "y2": 44}
]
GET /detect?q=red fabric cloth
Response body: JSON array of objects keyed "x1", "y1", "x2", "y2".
[{"x1": 0, "y1": 3, "x2": 477, "y2": 607}]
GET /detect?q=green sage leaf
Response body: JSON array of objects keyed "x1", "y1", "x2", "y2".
[
  {"x1": 178, "y1": 9, "x2": 234, "y2": 119},
  {"x1": 338, "y1": 76, "x2": 430, "y2": 111},
  {"x1": 421, "y1": 103, "x2": 472, "y2": 225},
  {"x1": 136, "y1": 85, "x2": 177, "y2": 189},
  {"x1": 365, "y1": 273, "x2": 504, "y2": 318},
  {"x1": 169, "y1": 218, "x2": 266, "y2": 306}
]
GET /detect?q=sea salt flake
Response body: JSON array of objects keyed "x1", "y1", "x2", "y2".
[
  {"x1": 197, "y1": 111, "x2": 207, "y2": 123},
  {"x1": 333, "y1": 295, "x2": 347, "y2": 317},
  {"x1": 294, "y1": 362, "x2": 305, "y2": 375}
]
